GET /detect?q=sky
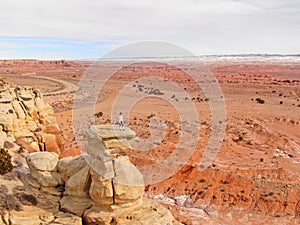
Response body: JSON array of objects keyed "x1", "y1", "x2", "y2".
[{"x1": 0, "y1": 0, "x2": 299, "y2": 59}]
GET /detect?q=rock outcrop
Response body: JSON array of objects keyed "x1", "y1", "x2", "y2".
[
  {"x1": 19, "y1": 125, "x2": 182, "y2": 225},
  {"x1": 0, "y1": 78, "x2": 64, "y2": 158}
]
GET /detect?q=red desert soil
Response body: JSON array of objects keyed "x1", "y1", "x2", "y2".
[{"x1": 0, "y1": 58, "x2": 300, "y2": 224}]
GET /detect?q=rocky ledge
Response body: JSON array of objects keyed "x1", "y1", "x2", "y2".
[
  {"x1": 0, "y1": 78, "x2": 64, "y2": 160},
  {"x1": 16, "y1": 125, "x2": 182, "y2": 225}
]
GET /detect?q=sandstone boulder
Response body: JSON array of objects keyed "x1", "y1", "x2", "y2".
[
  {"x1": 88, "y1": 125, "x2": 135, "y2": 154},
  {"x1": 58, "y1": 155, "x2": 89, "y2": 182},
  {"x1": 87, "y1": 155, "x2": 115, "y2": 179},
  {"x1": 87, "y1": 128, "x2": 111, "y2": 158},
  {"x1": 60, "y1": 196, "x2": 93, "y2": 217},
  {"x1": 26, "y1": 152, "x2": 59, "y2": 171},
  {"x1": 90, "y1": 124, "x2": 136, "y2": 140},
  {"x1": 30, "y1": 170, "x2": 60, "y2": 187},
  {"x1": 113, "y1": 155, "x2": 144, "y2": 204},
  {"x1": 19, "y1": 125, "x2": 182, "y2": 225},
  {"x1": 64, "y1": 165, "x2": 90, "y2": 197},
  {"x1": 89, "y1": 167, "x2": 114, "y2": 205}
]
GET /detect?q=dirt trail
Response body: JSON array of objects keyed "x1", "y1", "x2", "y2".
[{"x1": 26, "y1": 73, "x2": 79, "y2": 95}]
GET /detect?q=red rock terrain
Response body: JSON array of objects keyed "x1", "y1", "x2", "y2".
[{"x1": 1, "y1": 57, "x2": 300, "y2": 224}]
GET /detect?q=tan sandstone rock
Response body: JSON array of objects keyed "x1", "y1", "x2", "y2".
[
  {"x1": 103, "y1": 138, "x2": 132, "y2": 150},
  {"x1": 8, "y1": 206, "x2": 82, "y2": 225},
  {"x1": 60, "y1": 196, "x2": 93, "y2": 217},
  {"x1": 50, "y1": 212, "x2": 82, "y2": 225},
  {"x1": 89, "y1": 167, "x2": 114, "y2": 205},
  {"x1": 58, "y1": 155, "x2": 89, "y2": 182},
  {"x1": 91, "y1": 124, "x2": 136, "y2": 140},
  {"x1": 0, "y1": 83, "x2": 64, "y2": 155},
  {"x1": 30, "y1": 170, "x2": 60, "y2": 187},
  {"x1": 18, "y1": 125, "x2": 182, "y2": 225},
  {"x1": 113, "y1": 155, "x2": 144, "y2": 204},
  {"x1": 83, "y1": 198, "x2": 182, "y2": 225},
  {"x1": 9, "y1": 206, "x2": 53, "y2": 225},
  {"x1": 11, "y1": 100, "x2": 26, "y2": 119},
  {"x1": 39, "y1": 132, "x2": 61, "y2": 154},
  {"x1": 26, "y1": 152, "x2": 59, "y2": 171},
  {"x1": 15, "y1": 129, "x2": 40, "y2": 152},
  {"x1": 64, "y1": 165, "x2": 90, "y2": 197}
]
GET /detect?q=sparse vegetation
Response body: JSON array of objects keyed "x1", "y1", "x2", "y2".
[
  {"x1": 255, "y1": 98, "x2": 265, "y2": 104},
  {"x1": 0, "y1": 148, "x2": 13, "y2": 175},
  {"x1": 221, "y1": 180, "x2": 230, "y2": 185},
  {"x1": 148, "y1": 88, "x2": 163, "y2": 95},
  {"x1": 147, "y1": 113, "x2": 155, "y2": 119},
  {"x1": 135, "y1": 84, "x2": 164, "y2": 95},
  {"x1": 94, "y1": 111, "x2": 103, "y2": 118},
  {"x1": 238, "y1": 135, "x2": 244, "y2": 141}
]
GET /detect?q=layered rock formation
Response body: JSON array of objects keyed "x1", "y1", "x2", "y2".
[
  {"x1": 0, "y1": 78, "x2": 64, "y2": 157},
  {"x1": 19, "y1": 125, "x2": 182, "y2": 225}
]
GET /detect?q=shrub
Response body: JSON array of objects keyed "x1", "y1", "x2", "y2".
[
  {"x1": 0, "y1": 148, "x2": 14, "y2": 175},
  {"x1": 148, "y1": 88, "x2": 163, "y2": 95},
  {"x1": 94, "y1": 111, "x2": 103, "y2": 118},
  {"x1": 147, "y1": 113, "x2": 155, "y2": 119},
  {"x1": 256, "y1": 98, "x2": 265, "y2": 104}
]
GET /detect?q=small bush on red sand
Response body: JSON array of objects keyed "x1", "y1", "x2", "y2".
[{"x1": 256, "y1": 98, "x2": 265, "y2": 104}]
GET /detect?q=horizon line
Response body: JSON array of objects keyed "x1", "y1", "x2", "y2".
[{"x1": 0, "y1": 53, "x2": 300, "y2": 61}]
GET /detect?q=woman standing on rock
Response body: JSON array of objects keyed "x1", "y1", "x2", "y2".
[{"x1": 118, "y1": 112, "x2": 125, "y2": 131}]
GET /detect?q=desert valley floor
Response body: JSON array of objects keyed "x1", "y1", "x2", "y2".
[{"x1": 0, "y1": 57, "x2": 300, "y2": 224}]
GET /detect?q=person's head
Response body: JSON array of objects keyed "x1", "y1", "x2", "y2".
[{"x1": 119, "y1": 112, "x2": 122, "y2": 115}]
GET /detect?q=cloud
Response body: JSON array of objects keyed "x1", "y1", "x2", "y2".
[
  {"x1": 0, "y1": 0, "x2": 299, "y2": 58},
  {"x1": 231, "y1": 0, "x2": 300, "y2": 10}
]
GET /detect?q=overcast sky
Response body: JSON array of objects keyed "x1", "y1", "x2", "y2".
[{"x1": 0, "y1": 0, "x2": 299, "y2": 59}]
